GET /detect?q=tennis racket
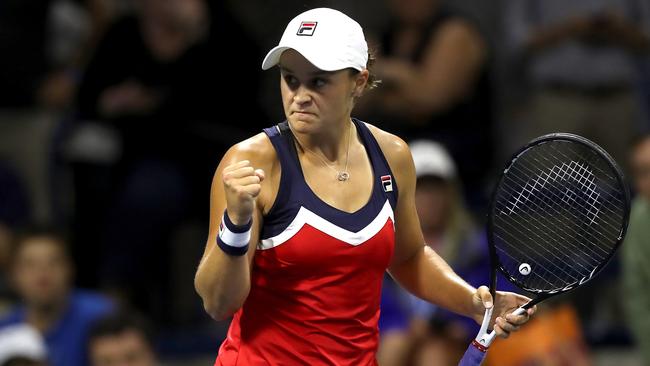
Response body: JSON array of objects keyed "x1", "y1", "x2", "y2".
[{"x1": 458, "y1": 133, "x2": 630, "y2": 366}]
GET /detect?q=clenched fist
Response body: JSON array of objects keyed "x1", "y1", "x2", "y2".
[{"x1": 222, "y1": 160, "x2": 265, "y2": 225}]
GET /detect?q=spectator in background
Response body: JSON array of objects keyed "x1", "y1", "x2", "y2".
[
  {"x1": 378, "y1": 140, "x2": 488, "y2": 366},
  {"x1": 0, "y1": 228, "x2": 113, "y2": 366},
  {"x1": 623, "y1": 135, "x2": 650, "y2": 364},
  {"x1": 88, "y1": 312, "x2": 156, "y2": 366},
  {"x1": 69, "y1": 0, "x2": 265, "y2": 324},
  {"x1": 0, "y1": 0, "x2": 116, "y2": 226},
  {"x1": 75, "y1": 0, "x2": 264, "y2": 165},
  {"x1": 356, "y1": 0, "x2": 493, "y2": 207},
  {"x1": 0, "y1": 162, "x2": 31, "y2": 312},
  {"x1": 0, "y1": 324, "x2": 48, "y2": 366},
  {"x1": 502, "y1": 0, "x2": 650, "y2": 165},
  {"x1": 0, "y1": 0, "x2": 115, "y2": 110},
  {"x1": 408, "y1": 141, "x2": 483, "y2": 271}
]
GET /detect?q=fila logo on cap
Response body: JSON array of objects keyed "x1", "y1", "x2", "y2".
[
  {"x1": 381, "y1": 175, "x2": 393, "y2": 192},
  {"x1": 297, "y1": 21, "x2": 318, "y2": 36}
]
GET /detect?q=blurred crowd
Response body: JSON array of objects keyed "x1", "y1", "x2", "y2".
[{"x1": 0, "y1": 0, "x2": 648, "y2": 365}]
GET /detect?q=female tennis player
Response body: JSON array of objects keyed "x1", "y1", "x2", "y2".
[{"x1": 194, "y1": 8, "x2": 535, "y2": 365}]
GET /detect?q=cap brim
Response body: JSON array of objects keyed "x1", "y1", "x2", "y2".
[
  {"x1": 261, "y1": 45, "x2": 291, "y2": 70},
  {"x1": 261, "y1": 45, "x2": 352, "y2": 71}
]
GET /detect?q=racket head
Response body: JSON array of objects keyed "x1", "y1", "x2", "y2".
[{"x1": 487, "y1": 133, "x2": 630, "y2": 299}]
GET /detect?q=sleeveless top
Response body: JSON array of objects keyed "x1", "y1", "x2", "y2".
[{"x1": 215, "y1": 118, "x2": 399, "y2": 365}]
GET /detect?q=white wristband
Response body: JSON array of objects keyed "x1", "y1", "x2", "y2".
[{"x1": 218, "y1": 213, "x2": 251, "y2": 248}]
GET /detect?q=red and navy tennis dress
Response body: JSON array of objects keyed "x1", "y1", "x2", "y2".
[{"x1": 216, "y1": 119, "x2": 398, "y2": 365}]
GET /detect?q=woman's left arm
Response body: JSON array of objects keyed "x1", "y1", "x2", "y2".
[{"x1": 375, "y1": 128, "x2": 534, "y2": 337}]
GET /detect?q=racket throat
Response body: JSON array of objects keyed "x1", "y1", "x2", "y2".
[
  {"x1": 474, "y1": 307, "x2": 496, "y2": 347},
  {"x1": 474, "y1": 306, "x2": 529, "y2": 348}
]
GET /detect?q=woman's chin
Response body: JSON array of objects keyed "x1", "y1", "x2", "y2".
[{"x1": 288, "y1": 115, "x2": 319, "y2": 130}]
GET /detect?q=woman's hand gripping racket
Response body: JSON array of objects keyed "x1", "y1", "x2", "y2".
[{"x1": 459, "y1": 133, "x2": 631, "y2": 366}]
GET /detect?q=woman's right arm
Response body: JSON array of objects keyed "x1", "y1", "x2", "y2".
[{"x1": 194, "y1": 134, "x2": 275, "y2": 320}]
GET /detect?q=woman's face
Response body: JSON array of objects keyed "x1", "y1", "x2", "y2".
[{"x1": 278, "y1": 49, "x2": 367, "y2": 133}]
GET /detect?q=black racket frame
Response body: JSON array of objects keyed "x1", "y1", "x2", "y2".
[{"x1": 486, "y1": 133, "x2": 631, "y2": 309}]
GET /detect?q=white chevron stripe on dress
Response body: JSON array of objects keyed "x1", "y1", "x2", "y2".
[{"x1": 258, "y1": 199, "x2": 394, "y2": 250}]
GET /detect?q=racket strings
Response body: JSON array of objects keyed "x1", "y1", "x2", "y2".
[
  {"x1": 499, "y1": 171, "x2": 611, "y2": 267},
  {"x1": 500, "y1": 171, "x2": 612, "y2": 256},
  {"x1": 492, "y1": 140, "x2": 626, "y2": 292},
  {"x1": 509, "y1": 146, "x2": 624, "y2": 239},
  {"x1": 559, "y1": 143, "x2": 627, "y2": 199},
  {"x1": 494, "y1": 232, "x2": 576, "y2": 289},
  {"x1": 503, "y1": 160, "x2": 598, "y2": 219},
  {"x1": 498, "y1": 163, "x2": 618, "y2": 277},
  {"x1": 494, "y1": 206, "x2": 590, "y2": 289},
  {"x1": 549, "y1": 143, "x2": 625, "y2": 217},
  {"x1": 495, "y1": 198, "x2": 604, "y2": 291},
  {"x1": 505, "y1": 159, "x2": 621, "y2": 253},
  {"x1": 520, "y1": 152, "x2": 623, "y2": 229}
]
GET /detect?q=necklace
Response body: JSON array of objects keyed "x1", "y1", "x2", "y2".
[{"x1": 292, "y1": 121, "x2": 353, "y2": 182}]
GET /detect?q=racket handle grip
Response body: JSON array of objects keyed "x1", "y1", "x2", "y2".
[
  {"x1": 459, "y1": 308, "x2": 494, "y2": 366},
  {"x1": 458, "y1": 340, "x2": 488, "y2": 366}
]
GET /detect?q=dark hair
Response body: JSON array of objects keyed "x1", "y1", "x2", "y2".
[
  {"x1": 364, "y1": 47, "x2": 381, "y2": 90},
  {"x1": 10, "y1": 225, "x2": 70, "y2": 263},
  {"x1": 349, "y1": 48, "x2": 381, "y2": 92},
  {"x1": 88, "y1": 311, "x2": 155, "y2": 349}
]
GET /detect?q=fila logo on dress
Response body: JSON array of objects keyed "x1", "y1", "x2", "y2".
[
  {"x1": 297, "y1": 21, "x2": 317, "y2": 36},
  {"x1": 381, "y1": 175, "x2": 393, "y2": 192}
]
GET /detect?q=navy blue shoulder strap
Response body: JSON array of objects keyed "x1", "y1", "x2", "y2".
[
  {"x1": 353, "y1": 118, "x2": 399, "y2": 208},
  {"x1": 262, "y1": 121, "x2": 300, "y2": 213},
  {"x1": 262, "y1": 121, "x2": 298, "y2": 174}
]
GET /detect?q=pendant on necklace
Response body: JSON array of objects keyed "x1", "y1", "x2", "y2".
[{"x1": 337, "y1": 171, "x2": 350, "y2": 181}]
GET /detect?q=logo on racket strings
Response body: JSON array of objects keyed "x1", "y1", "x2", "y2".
[
  {"x1": 381, "y1": 175, "x2": 393, "y2": 192},
  {"x1": 519, "y1": 263, "x2": 531, "y2": 275},
  {"x1": 503, "y1": 161, "x2": 601, "y2": 224}
]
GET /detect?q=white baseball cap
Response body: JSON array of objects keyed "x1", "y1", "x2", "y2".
[
  {"x1": 409, "y1": 140, "x2": 457, "y2": 180},
  {"x1": 261, "y1": 8, "x2": 368, "y2": 71},
  {"x1": 0, "y1": 324, "x2": 47, "y2": 365}
]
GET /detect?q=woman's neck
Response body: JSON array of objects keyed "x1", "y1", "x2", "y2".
[{"x1": 291, "y1": 118, "x2": 354, "y2": 161}]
